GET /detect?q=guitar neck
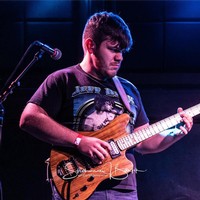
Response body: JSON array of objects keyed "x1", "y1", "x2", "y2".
[{"x1": 116, "y1": 103, "x2": 200, "y2": 151}]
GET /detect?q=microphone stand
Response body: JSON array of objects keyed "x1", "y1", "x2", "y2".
[
  {"x1": 0, "y1": 49, "x2": 45, "y2": 200},
  {"x1": 0, "y1": 104, "x2": 4, "y2": 148},
  {"x1": 0, "y1": 49, "x2": 45, "y2": 105},
  {"x1": 0, "y1": 103, "x2": 4, "y2": 200},
  {"x1": 0, "y1": 49, "x2": 45, "y2": 145}
]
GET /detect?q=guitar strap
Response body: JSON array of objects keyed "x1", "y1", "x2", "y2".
[{"x1": 112, "y1": 76, "x2": 133, "y2": 114}]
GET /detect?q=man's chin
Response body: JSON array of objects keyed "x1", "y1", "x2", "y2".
[{"x1": 110, "y1": 72, "x2": 118, "y2": 78}]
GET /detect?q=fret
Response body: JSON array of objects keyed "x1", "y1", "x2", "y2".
[
  {"x1": 196, "y1": 104, "x2": 200, "y2": 114},
  {"x1": 188, "y1": 107, "x2": 196, "y2": 116},
  {"x1": 125, "y1": 135, "x2": 133, "y2": 147},
  {"x1": 121, "y1": 138, "x2": 128, "y2": 149},
  {"x1": 157, "y1": 122, "x2": 166, "y2": 132},
  {"x1": 141, "y1": 129, "x2": 149, "y2": 139},
  {"x1": 139, "y1": 131, "x2": 146, "y2": 141},
  {"x1": 156, "y1": 122, "x2": 164, "y2": 132},
  {"x1": 144, "y1": 127, "x2": 153, "y2": 137},
  {"x1": 186, "y1": 105, "x2": 200, "y2": 116},
  {"x1": 117, "y1": 139, "x2": 126, "y2": 150},
  {"x1": 118, "y1": 137, "x2": 131, "y2": 150},
  {"x1": 194, "y1": 106, "x2": 200, "y2": 115},
  {"x1": 124, "y1": 136, "x2": 130, "y2": 148},
  {"x1": 130, "y1": 134, "x2": 139, "y2": 145},
  {"x1": 117, "y1": 140, "x2": 122, "y2": 150},
  {"x1": 127, "y1": 136, "x2": 134, "y2": 146},
  {"x1": 147, "y1": 126, "x2": 155, "y2": 135},
  {"x1": 136, "y1": 131, "x2": 145, "y2": 141},
  {"x1": 172, "y1": 114, "x2": 180, "y2": 123},
  {"x1": 129, "y1": 134, "x2": 134, "y2": 139},
  {"x1": 151, "y1": 124, "x2": 160, "y2": 133},
  {"x1": 159, "y1": 120, "x2": 168, "y2": 130},
  {"x1": 124, "y1": 136, "x2": 132, "y2": 148},
  {"x1": 169, "y1": 115, "x2": 180, "y2": 125},
  {"x1": 133, "y1": 131, "x2": 141, "y2": 142},
  {"x1": 126, "y1": 136, "x2": 134, "y2": 147},
  {"x1": 165, "y1": 118, "x2": 174, "y2": 128},
  {"x1": 134, "y1": 131, "x2": 142, "y2": 141},
  {"x1": 166, "y1": 117, "x2": 175, "y2": 126},
  {"x1": 193, "y1": 107, "x2": 200, "y2": 115},
  {"x1": 185, "y1": 104, "x2": 200, "y2": 116},
  {"x1": 121, "y1": 139, "x2": 127, "y2": 149}
]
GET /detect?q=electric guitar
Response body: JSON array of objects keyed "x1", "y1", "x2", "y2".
[{"x1": 50, "y1": 103, "x2": 200, "y2": 200}]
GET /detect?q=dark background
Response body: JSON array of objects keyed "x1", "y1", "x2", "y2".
[{"x1": 1, "y1": 1, "x2": 200, "y2": 199}]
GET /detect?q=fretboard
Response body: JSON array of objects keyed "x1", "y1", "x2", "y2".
[{"x1": 116, "y1": 103, "x2": 200, "y2": 151}]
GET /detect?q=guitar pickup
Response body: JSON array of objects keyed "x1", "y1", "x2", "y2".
[
  {"x1": 57, "y1": 157, "x2": 79, "y2": 180},
  {"x1": 108, "y1": 139, "x2": 121, "y2": 159}
]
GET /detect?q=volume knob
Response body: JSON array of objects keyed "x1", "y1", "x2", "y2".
[
  {"x1": 87, "y1": 175, "x2": 95, "y2": 182},
  {"x1": 80, "y1": 185, "x2": 88, "y2": 191}
]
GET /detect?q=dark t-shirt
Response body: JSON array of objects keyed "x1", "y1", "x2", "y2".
[{"x1": 28, "y1": 64, "x2": 149, "y2": 191}]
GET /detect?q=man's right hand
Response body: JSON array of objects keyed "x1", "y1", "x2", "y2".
[{"x1": 77, "y1": 136, "x2": 111, "y2": 164}]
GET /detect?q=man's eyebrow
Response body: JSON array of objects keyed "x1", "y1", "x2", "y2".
[{"x1": 107, "y1": 44, "x2": 120, "y2": 49}]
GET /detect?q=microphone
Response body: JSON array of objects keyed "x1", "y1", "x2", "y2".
[{"x1": 33, "y1": 40, "x2": 62, "y2": 60}]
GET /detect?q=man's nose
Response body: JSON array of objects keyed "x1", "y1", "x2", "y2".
[{"x1": 115, "y1": 52, "x2": 123, "y2": 61}]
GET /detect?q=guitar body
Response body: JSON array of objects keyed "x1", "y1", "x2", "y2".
[
  {"x1": 50, "y1": 102, "x2": 200, "y2": 200},
  {"x1": 50, "y1": 113, "x2": 134, "y2": 200}
]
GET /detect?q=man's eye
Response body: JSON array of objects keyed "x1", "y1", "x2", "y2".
[
  {"x1": 114, "y1": 49, "x2": 121, "y2": 52},
  {"x1": 110, "y1": 47, "x2": 121, "y2": 52}
]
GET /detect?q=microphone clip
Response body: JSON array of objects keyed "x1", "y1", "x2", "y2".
[{"x1": 33, "y1": 40, "x2": 62, "y2": 60}]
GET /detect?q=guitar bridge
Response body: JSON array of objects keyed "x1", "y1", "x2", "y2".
[{"x1": 57, "y1": 157, "x2": 80, "y2": 180}]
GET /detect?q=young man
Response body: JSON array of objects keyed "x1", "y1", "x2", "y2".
[{"x1": 19, "y1": 11, "x2": 193, "y2": 200}]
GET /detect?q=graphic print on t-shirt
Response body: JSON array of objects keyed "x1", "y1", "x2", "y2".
[
  {"x1": 83, "y1": 94, "x2": 124, "y2": 131},
  {"x1": 72, "y1": 86, "x2": 123, "y2": 131},
  {"x1": 71, "y1": 85, "x2": 136, "y2": 132}
]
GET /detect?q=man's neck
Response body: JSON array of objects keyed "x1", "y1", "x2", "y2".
[{"x1": 80, "y1": 57, "x2": 105, "y2": 81}]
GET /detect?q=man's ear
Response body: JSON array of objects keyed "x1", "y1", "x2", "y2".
[{"x1": 85, "y1": 38, "x2": 96, "y2": 54}]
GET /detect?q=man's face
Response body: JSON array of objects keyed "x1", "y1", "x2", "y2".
[{"x1": 91, "y1": 39, "x2": 124, "y2": 80}]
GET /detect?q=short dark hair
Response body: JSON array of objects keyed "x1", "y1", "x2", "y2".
[
  {"x1": 82, "y1": 11, "x2": 133, "y2": 52},
  {"x1": 94, "y1": 94, "x2": 115, "y2": 111}
]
